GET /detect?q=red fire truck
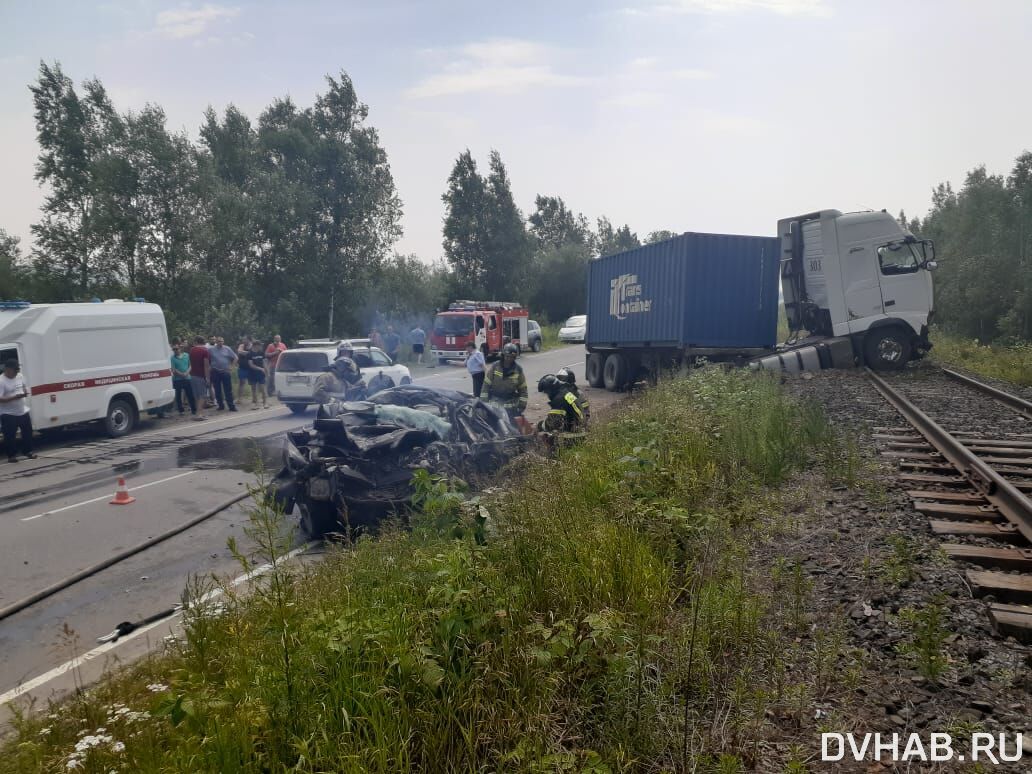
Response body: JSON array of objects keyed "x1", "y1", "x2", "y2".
[{"x1": 430, "y1": 301, "x2": 530, "y2": 364}]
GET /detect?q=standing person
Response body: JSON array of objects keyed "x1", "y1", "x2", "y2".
[
  {"x1": 205, "y1": 335, "x2": 217, "y2": 407},
  {"x1": 0, "y1": 359, "x2": 36, "y2": 463},
  {"x1": 209, "y1": 336, "x2": 238, "y2": 412},
  {"x1": 383, "y1": 325, "x2": 401, "y2": 362},
  {"x1": 483, "y1": 343, "x2": 527, "y2": 418},
  {"x1": 243, "y1": 340, "x2": 268, "y2": 409},
  {"x1": 188, "y1": 336, "x2": 211, "y2": 420},
  {"x1": 236, "y1": 336, "x2": 252, "y2": 393},
  {"x1": 171, "y1": 343, "x2": 196, "y2": 415},
  {"x1": 464, "y1": 341, "x2": 486, "y2": 398},
  {"x1": 265, "y1": 334, "x2": 287, "y2": 396},
  {"x1": 369, "y1": 328, "x2": 384, "y2": 351},
  {"x1": 409, "y1": 324, "x2": 426, "y2": 365}
]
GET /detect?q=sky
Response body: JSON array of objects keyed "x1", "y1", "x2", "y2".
[{"x1": 2, "y1": 0, "x2": 1031, "y2": 265}]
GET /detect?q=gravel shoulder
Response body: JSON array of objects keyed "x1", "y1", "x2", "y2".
[{"x1": 774, "y1": 365, "x2": 1032, "y2": 770}]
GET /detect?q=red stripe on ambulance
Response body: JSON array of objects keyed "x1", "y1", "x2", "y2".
[{"x1": 31, "y1": 369, "x2": 172, "y2": 396}]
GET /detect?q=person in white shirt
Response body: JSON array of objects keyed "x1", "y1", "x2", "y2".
[
  {"x1": 464, "y1": 341, "x2": 486, "y2": 398},
  {"x1": 0, "y1": 359, "x2": 36, "y2": 463}
]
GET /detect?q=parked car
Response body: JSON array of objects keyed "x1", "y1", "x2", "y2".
[
  {"x1": 274, "y1": 342, "x2": 412, "y2": 414},
  {"x1": 558, "y1": 315, "x2": 587, "y2": 344},
  {"x1": 527, "y1": 320, "x2": 543, "y2": 352}
]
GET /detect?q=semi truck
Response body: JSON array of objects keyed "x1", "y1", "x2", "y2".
[
  {"x1": 430, "y1": 301, "x2": 529, "y2": 364},
  {"x1": 584, "y1": 209, "x2": 937, "y2": 391},
  {"x1": 0, "y1": 300, "x2": 174, "y2": 436}
]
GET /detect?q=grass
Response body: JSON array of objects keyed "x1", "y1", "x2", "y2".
[
  {"x1": 2, "y1": 368, "x2": 861, "y2": 772},
  {"x1": 930, "y1": 329, "x2": 1032, "y2": 386},
  {"x1": 539, "y1": 322, "x2": 563, "y2": 351}
]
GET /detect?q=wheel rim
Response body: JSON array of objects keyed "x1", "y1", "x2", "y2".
[
  {"x1": 110, "y1": 406, "x2": 130, "y2": 432},
  {"x1": 878, "y1": 338, "x2": 904, "y2": 362}
]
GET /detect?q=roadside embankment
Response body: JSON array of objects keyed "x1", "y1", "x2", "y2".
[{"x1": 3, "y1": 369, "x2": 874, "y2": 772}]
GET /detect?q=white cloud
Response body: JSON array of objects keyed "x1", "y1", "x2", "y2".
[
  {"x1": 154, "y1": 4, "x2": 240, "y2": 40},
  {"x1": 625, "y1": 0, "x2": 829, "y2": 16},
  {"x1": 407, "y1": 38, "x2": 586, "y2": 99}
]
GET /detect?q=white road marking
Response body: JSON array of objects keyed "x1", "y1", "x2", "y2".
[
  {"x1": 0, "y1": 542, "x2": 312, "y2": 706},
  {"x1": 20, "y1": 470, "x2": 198, "y2": 522}
]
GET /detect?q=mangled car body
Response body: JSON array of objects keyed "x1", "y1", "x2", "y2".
[{"x1": 272, "y1": 385, "x2": 531, "y2": 537}]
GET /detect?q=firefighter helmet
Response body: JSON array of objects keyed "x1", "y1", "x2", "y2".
[
  {"x1": 538, "y1": 374, "x2": 561, "y2": 394},
  {"x1": 501, "y1": 343, "x2": 519, "y2": 358},
  {"x1": 556, "y1": 367, "x2": 576, "y2": 385}
]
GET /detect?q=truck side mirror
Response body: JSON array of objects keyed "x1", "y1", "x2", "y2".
[{"x1": 923, "y1": 260, "x2": 938, "y2": 271}]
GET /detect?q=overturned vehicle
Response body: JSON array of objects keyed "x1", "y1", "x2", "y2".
[{"x1": 272, "y1": 385, "x2": 531, "y2": 538}]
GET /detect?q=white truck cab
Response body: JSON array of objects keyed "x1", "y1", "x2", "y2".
[
  {"x1": 0, "y1": 300, "x2": 174, "y2": 436},
  {"x1": 779, "y1": 209, "x2": 936, "y2": 370}
]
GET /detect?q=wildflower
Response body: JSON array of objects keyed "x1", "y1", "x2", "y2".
[
  {"x1": 112, "y1": 740, "x2": 126, "y2": 753},
  {"x1": 39, "y1": 727, "x2": 52, "y2": 737},
  {"x1": 146, "y1": 683, "x2": 169, "y2": 693},
  {"x1": 66, "y1": 758, "x2": 82, "y2": 770}
]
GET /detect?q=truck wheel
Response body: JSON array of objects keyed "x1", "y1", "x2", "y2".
[
  {"x1": 299, "y1": 500, "x2": 340, "y2": 539},
  {"x1": 864, "y1": 328, "x2": 912, "y2": 372},
  {"x1": 287, "y1": 403, "x2": 308, "y2": 415},
  {"x1": 104, "y1": 398, "x2": 135, "y2": 437},
  {"x1": 586, "y1": 353, "x2": 605, "y2": 388},
  {"x1": 603, "y1": 353, "x2": 629, "y2": 391},
  {"x1": 439, "y1": 357, "x2": 449, "y2": 366},
  {"x1": 531, "y1": 338, "x2": 541, "y2": 352}
]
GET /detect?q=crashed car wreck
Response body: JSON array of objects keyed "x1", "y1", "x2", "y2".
[{"x1": 271, "y1": 385, "x2": 532, "y2": 538}]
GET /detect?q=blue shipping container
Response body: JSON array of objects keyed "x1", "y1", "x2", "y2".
[{"x1": 585, "y1": 231, "x2": 780, "y2": 350}]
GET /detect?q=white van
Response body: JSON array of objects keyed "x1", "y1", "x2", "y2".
[{"x1": 0, "y1": 300, "x2": 175, "y2": 437}]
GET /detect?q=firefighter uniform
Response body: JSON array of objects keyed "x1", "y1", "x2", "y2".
[
  {"x1": 314, "y1": 359, "x2": 364, "y2": 404},
  {"x1": 484, "y1": 361, "x2": 528, "y2": 416},
  {"x1": 540, "y1": 385, "x2": 588, "y2": 432}
]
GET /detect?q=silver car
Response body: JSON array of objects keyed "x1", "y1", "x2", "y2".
[{"x1": 558, "y1": 315, "x2": 587, "y2": 343}]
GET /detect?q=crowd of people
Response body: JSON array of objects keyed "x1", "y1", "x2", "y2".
[{"x1": 169, "y1": 334, "x2": 287, "y2": 420}]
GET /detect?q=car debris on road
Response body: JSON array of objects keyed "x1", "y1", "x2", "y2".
[{"x1": 272, "y1": 385, "x2": 534, "y2": 538}]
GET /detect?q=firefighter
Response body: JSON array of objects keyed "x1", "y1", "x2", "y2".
[
  {"x1": 483, "y1": 343, "x2": 527, "y2": 419},
  {"x1": 536, "y1": 373, "x2": 587, "y2": 433},
  {"x1": 556, "y1": 366, "x2": 589, "y2": 422},
  {"x1": 314, "y1": 357, "x2": 366, "y2": 404}
]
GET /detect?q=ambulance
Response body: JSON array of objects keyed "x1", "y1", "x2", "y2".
[{"x1": 0, "y1": 300, "x2": 175, "y2": 437}]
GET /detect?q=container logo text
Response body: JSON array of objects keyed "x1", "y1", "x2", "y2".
[{"x1": 609, "y1": 274, "x2": 653, "y2": 320}]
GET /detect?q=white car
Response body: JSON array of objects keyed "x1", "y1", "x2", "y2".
[
  {"x1": 558, "y1": 315, "x2": 587, "y2": 343},
  {"x1": 274, "y1": 344, "x2": 412, "y2": 414}
]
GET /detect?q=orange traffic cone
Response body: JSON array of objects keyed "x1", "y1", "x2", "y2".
[{"x1": 110, "y1": 477, "x2": 136, "y2": 505}]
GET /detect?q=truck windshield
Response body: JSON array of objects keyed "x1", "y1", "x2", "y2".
[
  {"x1": 434, "y1": 315, "x2": 473, "y2": 335},
  {"x1": 877, "y1": 243, "x2": 921, "y2": 275}
]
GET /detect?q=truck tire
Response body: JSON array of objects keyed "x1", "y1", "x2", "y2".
[
  {"x1": 299, "y1": 499, "x2": 341, "y2": 539},
  {"x1": 531, "y1": 338, "x2": 541, "y2": 352},
  {"x1": 439, "y1": 357, "x2": 449, "y2": 366},
  {"x1": 286, "y1": 403, "x2": 308, "y2": 415},
  {"x1": 104, "y1": 398, "x2": 135, "y2": 438},
  {"x1": 603, "y1": 353, "x2": 629, "y2": 391},
  {"x1": 864, "y1": 328, "x2": 912, "y2": 372},
  {"x1": 586, "y1": 353, "x2": 605, "y2": 387}
]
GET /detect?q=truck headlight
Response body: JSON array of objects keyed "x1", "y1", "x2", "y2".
[{"x1": 309, "y1": 477, "x2": 332, "y2": 501}]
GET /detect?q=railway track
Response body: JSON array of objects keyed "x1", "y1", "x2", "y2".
[{"x1": 867, "y1": 367, "x2": 1032, "y2": 641}]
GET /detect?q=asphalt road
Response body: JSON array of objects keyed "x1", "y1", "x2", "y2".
[{"x1": 0, "y1": 345, "x2": 589, "y2": 701}]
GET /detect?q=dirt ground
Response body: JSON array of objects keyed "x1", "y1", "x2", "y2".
[{"x1": 775, "y1": 366, "x2": 1032, "y2": 771}]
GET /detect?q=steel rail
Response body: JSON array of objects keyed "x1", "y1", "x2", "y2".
[
  {"x1": 866, "y1": 368, "x2": 1032, "y2": 544},
  {"x1": 942, "y1": 367, "x2": 1032, "y2": 422}
]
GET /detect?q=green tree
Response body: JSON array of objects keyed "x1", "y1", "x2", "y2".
[
  {"x1": 482, "y1": 150, "x2": 532, "y2": 299},
  {"x1": 646, "y1": 229, "x2": 678, "y2": 244},
  {"x1": 29, "y1": 62, "x2": 124, "y2": 297},
  {"x1": 595, "y1": 216, "x2": 640, "y2": 256},
  {"x1": 528, "y1": 195, "x2": 589, "y2": 252},
  {"x1": 442, "y1": 150, "x2": 490, "y2": 297},
  {"x1": 0, "y1": 229, "x2": 26, "y2": 298}
]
